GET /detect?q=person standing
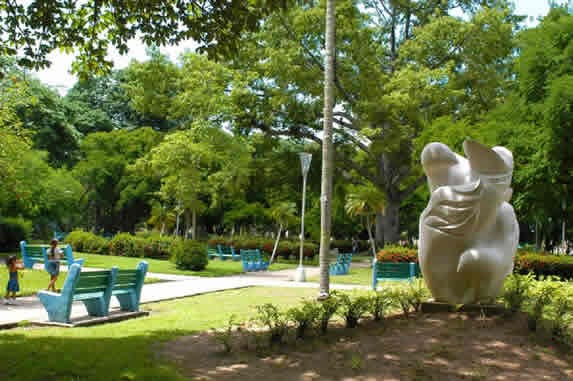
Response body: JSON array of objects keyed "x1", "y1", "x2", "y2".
[{"x1": 46, "y1": 239, "x2": 62, "y2": 292}]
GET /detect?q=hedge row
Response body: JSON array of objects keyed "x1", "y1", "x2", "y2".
[
  {"x1": 65, "y1": 230, "x2": 178, "y2": 259},
  {"x1": 376, "y1": 247, "x2": 573, "y2": 280},
  {"x1": 0, "y1": 217, "x2": 32, "y2": 251},
  {"x1": 207, "y1": 236, "x2": 317, "y2": 259}
]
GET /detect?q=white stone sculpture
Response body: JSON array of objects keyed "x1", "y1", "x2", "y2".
[{"x1": 419, "y1": 140, "x2": 519, "y2": 304}]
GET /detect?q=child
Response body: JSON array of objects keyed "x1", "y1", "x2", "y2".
[
  {"x1": 46, "y1": 238, "x2": 62, "y2": 292},
  {"x1": 4, "y1": 255, "x2": 23, "y2": 305}
]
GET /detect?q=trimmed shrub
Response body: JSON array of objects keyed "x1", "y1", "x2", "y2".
[
  {"x1": 109, "y1": 233, "x2": 139, "y2": 257},
  {"x1": 376, "y1": 246, "x2": 418, "y2": 263},
  {"x1": 65, "y1": 230, "x2": 110, "y2": 253},
  {"x1": 170, "y1": 240, "x2": 208, "y2": 271},
  {"x1": 0, "y1": 217, "x2": 32, "y2": 251},
  {"x1": 514, "y1": 252, "x2": 573, "y2": 280},
  {"x1": 140, "y1": 234, "x2": 176, "y2": 259}
]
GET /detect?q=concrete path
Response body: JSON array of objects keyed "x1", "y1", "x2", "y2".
[{"x1": 0, "y1": 266, "x2": 368, "y2": 326}]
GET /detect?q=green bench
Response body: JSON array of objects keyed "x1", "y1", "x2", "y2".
[
  {"x1": 329, "y1": 252, "x2": 353, "y2": 275},
  {"x1": 20, "y1": 240, "x2": 84, "y2": 270},
  {"x1": 217, "y1": 245, "x2": 240, "y2": 261},
  {"x1": 240, "y1": 249, "x2": 268, "y2": 272},
  {"x1": 372, "y1": 259, "x2": 421, "y2": 290},
  {"x1": 207, "y1": 246, "x2": 218, "y2": 260},
  {"x1": 38, "y1": 261, "x2": 148, "y2": 323}
]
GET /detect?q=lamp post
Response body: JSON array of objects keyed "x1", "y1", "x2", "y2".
[{"x1": 295, "y1": 152, "x2": 312, "y2": 282}]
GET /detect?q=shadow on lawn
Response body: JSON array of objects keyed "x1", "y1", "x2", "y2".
[{"x1": 0, "y1": 328, "x2": 198, "y2": 381}]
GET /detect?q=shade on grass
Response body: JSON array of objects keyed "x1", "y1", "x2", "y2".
[
  {"x1": 0, "y1": 287, "x2": 319, "y2": 381},
  {"x1": 309, "y1": 267, "x2": 373, "y2": 286}
]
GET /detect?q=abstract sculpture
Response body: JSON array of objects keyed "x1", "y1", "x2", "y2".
[{"x1": 419, "y1": 140, "x2": 519, "y2": 304}]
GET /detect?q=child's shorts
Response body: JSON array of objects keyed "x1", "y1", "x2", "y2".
[
  {"x1": 47, "y1": 261, "x2": 60, "y2": 276},
  {"x1": 6, "y1": 279, "x2": 19, "y2": 292}
]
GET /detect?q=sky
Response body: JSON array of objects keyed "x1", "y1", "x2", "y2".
[{"x1": 34, "y1": 0, "x2": 554, "y2": 95}]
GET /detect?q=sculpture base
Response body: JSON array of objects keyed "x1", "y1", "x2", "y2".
[
  {"x1": 421, "y1": 301, "x2": 456, "y2": 313},
  {"x1": 421, "y1": 300, "x2": 506, "y2": 316}
]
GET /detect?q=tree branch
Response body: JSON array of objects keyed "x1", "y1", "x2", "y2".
[{"x1": 399, "y1": 175, "x2": 426, "y2": 200}]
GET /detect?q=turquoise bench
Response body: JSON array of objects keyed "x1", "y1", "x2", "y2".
[
  {"x1": 240, "y1": 249, "x2": 268, "y2": 272},
  {"x1": 20, "y1": 240, "x2": 84, "y2": 270},
  {"x1": 217, "y1": 245, "x2": 240, "y2": 261},
  {"x1": 38, "y1": 264, "x2": 117, "y2": 323},
  {"x1": 112, "y1": 261, "x2": 148, "y2": 312},
  {"x1": 38, "y1": 261, "x2": 148, "y2": 323},
  {"x1": 329, "y1": 252, "x2": 353, "y2": 275},
  {"x1": 207, "y1": 247, "x2": 218, "y2": 260},
  {"x1": 372, "y1": 259, "x2": 421, "y2": 290}
]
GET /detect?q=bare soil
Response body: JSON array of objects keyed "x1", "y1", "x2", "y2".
[{"x1": 157, "y1": 313, "x2": 573, "y2": 381}]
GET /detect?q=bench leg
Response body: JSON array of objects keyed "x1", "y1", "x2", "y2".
[
  {"x1": 38, "y1": 294, "x2": 72, "y2": 323},
  {"x1": 115, "y1": 293, "x2": 138, "y2": 312},
  {"x1": 82, "y1": 297, "x2": 108, "y2": 317},
  {"x1": 22, "y1": 258, "x2": 36, "y2": 269}
]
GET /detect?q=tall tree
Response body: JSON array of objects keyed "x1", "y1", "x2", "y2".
[
  {"x1": 319, "y1": 0, "x2": 336, "y2": 298},
  {"x1": 230, "y1": 0, "x2": 516, "y2": 244},
  {"x1": 0, "y1": 0, "x2": 287, "y2": 77}
]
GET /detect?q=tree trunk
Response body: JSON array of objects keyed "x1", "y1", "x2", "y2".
[
  {"x1": 269, "y1": 224, "x2": 282, "y2": 265},
  {"x1": 318, "y1": 0, "x2": 336, "y2": 299},
  {"x1": 184, "y1": 211, "x2": 191, "y2": 240},
  {"x1": 375, "y1": 212, "x2": 384, "y2": 246},
  {"x1": 381, "y1": 200, "x2": 400, "y2": 244},
  {"x1": 366, "y1": 215, "x2": 376, "y2": 258},
  {"x1": 192, "y1": 208, "x2": 197, "y2": 240},
  {"x1": 160, "y1": 222, "x2": 165, "y2": 236}
]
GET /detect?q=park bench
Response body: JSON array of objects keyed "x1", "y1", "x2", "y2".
[
  {"x1": 38, "y1": 264, "x2": 117, "y2": 323},
  {"x1": 240, "y1": 249, "x2": 268, "y2": 272},
  {"x1": 207, "y1": 246, "x2": 218, "y2": 260},
  {"x1": 20, "y1": 240, "x2": 85, "y2": 270},
  {"x1": 372, "y1": 259, "x2": 421, "y2": 290},
  {"x1": 217, "y1": 244, "x2": 240, "y2": 261},
  {"x1": 112, "y1": 261, "x2": 148, "y2": 312},
  {"x1": 329, "y1": 252, "x2": 353, "y2": 275},
  {"x1": 38, "y1": 261, "x2": 148, "y2": 323}
]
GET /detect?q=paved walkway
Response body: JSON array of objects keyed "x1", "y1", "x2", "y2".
[{"x1": 0, "y1": 266, "x2": 367, "y2": 326}]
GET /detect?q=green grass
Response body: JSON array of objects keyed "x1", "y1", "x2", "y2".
[
  {"x1": 0, "y1": 287, "x2": 319, "y2": 381},
  {"x1": 78, "y1": 252, "x2": 298, "y2": 276},
  {"x1": 0, "y1": 268, "x2": 161, "y2": 297},
  {"x1": 2, "y1": 251, "x2": 298, "y2": 277},
  {"x1": 309, "y1": 267, "x2": 373, "y2": 286}
]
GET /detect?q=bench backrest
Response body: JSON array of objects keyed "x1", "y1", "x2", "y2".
[
  {"x1": 336, "y1": 253, "x2": 353, "y2": 264},
  {"x1": 74, "y1": 270, "x2": 115, "y2": 295},
  {"x1": 217, "y1": 245, "x2": 234, "y2": 255},
  {"x1": 240, "y1": 249, "x2": 263, "y2": 262},
  {"x1": 374, "y1": 261, "x2": 418, "y2": 279},
  {"x1": 113, "y1": 261, "x2": 148, "y2": 293}
]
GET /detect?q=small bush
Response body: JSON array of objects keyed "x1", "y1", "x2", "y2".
[
  {"x1": 528, "y1": 281, "x2": 557, "y2": 331},
  {"x1": 377, "y1": 246, "x2": 418, "y2": 263},
  {"x1": 256, "y1": 303, "x2": 289, "y2": 345},
  {"x1": 318, "y1": 292, "x2": 341, "y2": 334},
  {"x1": 368, "y1": 290, "x2": 391, "y2": 321},
  {"x1": 109, "y1": 233, "x2": 139, "y2": 257},
  {"x1": 515, "y1": 253, "x2": 573, "y2": 280},
  {"x1": 170, "y1": 240, "x2": 208, "y2": 271},
  {"x1": 502, "y1": 273, "x2": 535, "y2": 312},
  {"x1": 388, "y1": 287, "x2": 412, "y2": 317},
  {"x1": 287, "y1": 300, "x2": 320, "y2": 339},
  {"x1": 140, "y1": 234, "x2": 176, "y2": 259},
  {"x1": 212, "y1": 314, "x2": 236, "y2": 353},
  {"x1": 407, "y1": 278, "x2": 430, "y2": 312},
  {"x1": 550, "y1": 290, "x2": 573, "y2": 346},
  {"x1": 0, "y1": 217, "x2": 32, "y2": 250},
  {"x1": 338, "y1": 293, "x2": 370, "y2": 328}
]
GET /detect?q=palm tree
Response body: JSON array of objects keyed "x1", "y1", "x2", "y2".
[
  {"x1": 268, "y1": 202, "x2": 297, "y2": 265},
  {"x1": 345, "y1": 185, "x2": 386, "y2": 258},
  {"x1": 147, "y1": 202, "x2": 176, "y2": 236},
  {"x1": 319, "y1": 0, "x2": 336, "y2": 299}
]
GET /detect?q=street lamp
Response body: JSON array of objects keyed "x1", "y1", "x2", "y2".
[{"x1": 295, "y1": 152, "x2": 312, "y2": 282}]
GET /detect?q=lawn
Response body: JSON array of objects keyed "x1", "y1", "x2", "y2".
[
  {"x1": 78, "y1": 252, "x2": 298, "y2": 276},
  {"x1": 0, "y1": 287, "x2": 319, "y2": 381},
  {"x1": 0, "y1": 268, "x2": 161, "y2": 297},
  {"x1": 2, "y1": 251, "x2": 298, "y2": 277},
  {"x1": 310, "y1": 266, "x2": 373, "y2": 286}
]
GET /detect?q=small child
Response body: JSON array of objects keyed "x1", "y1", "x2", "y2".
[
  {"x1": 47, "y1": 239, "x2": 62, "y2": 292},
  {"x1": 4, "y1": 255, "x2": 23, "y2": 305}
]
